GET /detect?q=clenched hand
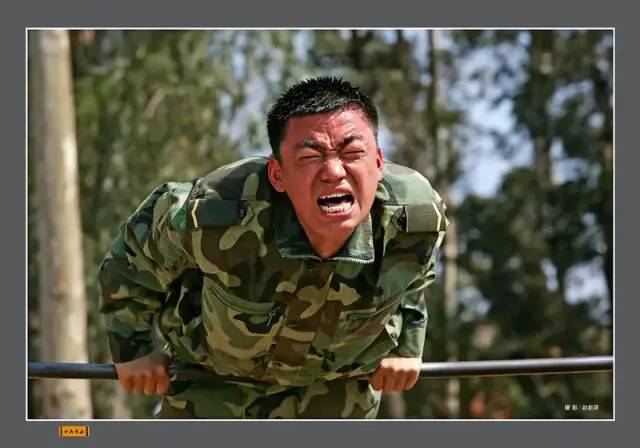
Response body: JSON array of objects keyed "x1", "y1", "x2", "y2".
[
  {"x1": 114, "y1": 349, "x2": 170, "y2": 396},
  {"x1": 369, "y1": 356, "x2": 421, "y2": 392}
]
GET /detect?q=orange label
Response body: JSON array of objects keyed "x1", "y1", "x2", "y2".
[{"x1": 58, "y1": 425, "x2": 90, "y2": 438}]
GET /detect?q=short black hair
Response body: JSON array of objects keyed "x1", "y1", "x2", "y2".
[{"x1": 267, "y1": 76, "x2": 379, "y2": 158}]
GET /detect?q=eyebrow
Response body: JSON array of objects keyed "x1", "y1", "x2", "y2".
[{"x1": 295, "y1": 134, "x2": 365, "y2": 152}]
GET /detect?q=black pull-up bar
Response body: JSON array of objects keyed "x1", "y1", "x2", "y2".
[{"x1": 28, "y1": 356, "x2": 613, "y2": 381}]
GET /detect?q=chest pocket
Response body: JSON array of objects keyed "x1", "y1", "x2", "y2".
[
  {"x1": 201, "y1": 277, "x2": 285, "y2": 377},
  {"x1": 325, "y1": 296, "x2": 401, "y2": 371},
  {"x1": 336, "y1": 298, "x2": 400, "y2": 336}
]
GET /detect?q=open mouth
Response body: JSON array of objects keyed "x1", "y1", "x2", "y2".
[{"x1": 317, "y1": 193, "x2": 354, "y2": 214}]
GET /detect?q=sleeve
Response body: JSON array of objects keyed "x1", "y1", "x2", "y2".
[
  {"x1": 98, "y1": 181, "x2": 195, "y2": 363},
  {"x1": 391, "y1": 227, "x2": 447, "y2": 359}
]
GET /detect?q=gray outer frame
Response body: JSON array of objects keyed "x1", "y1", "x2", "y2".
[{"x1": 4, "y1": 0, "x2": 631, "y2": 447}]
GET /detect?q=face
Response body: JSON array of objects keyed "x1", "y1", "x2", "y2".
[{"x1": 268, "y1": 109, "x2": 383, "y2": 251}]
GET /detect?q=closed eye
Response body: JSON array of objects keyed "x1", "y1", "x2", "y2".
[
  {"x1": 341, "y1": 150, "x2": 365, "y2": 160},
  {"x1": 299, "y1": 155, "x2": 323, "y2": 161},
  {"x1": 298, "y1": 149, "x2": 324, "y2": 162}
]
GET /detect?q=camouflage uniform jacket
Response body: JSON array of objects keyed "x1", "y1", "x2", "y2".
[{"x1": 99, "y1": 157, "x2": 447, "y2": 387}]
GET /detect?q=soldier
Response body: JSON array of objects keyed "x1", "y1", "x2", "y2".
[{"x1": 99, "y1": 76, "x2": 448, "y2": 418}]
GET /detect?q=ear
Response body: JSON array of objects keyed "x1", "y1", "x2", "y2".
[
  {"x1": 376, "y1": 147, "x2": 384, "y2": 181},
  {"x1": 267, "y1": 156, "x2": 286, "y2": 192}
]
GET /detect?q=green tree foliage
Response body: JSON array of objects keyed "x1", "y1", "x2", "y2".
[{"x1": 453, "y1": 30, "x2": 613, "y2": 418}]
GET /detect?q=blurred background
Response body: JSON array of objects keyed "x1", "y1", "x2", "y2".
[{"x1": 27, "y1": 29, "x2": 613, "y2": 419}]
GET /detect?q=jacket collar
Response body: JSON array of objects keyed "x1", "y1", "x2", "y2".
[{"x1": 272, "y1": 192, "x2": 375, "y2": 264}]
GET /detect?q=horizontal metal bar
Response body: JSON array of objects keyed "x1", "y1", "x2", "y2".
[
  {"x1": 419, "y1": 356, "x2": 613, "y2": 378},
  {"x1": 28, "y1": 356, "x2": 613, "y2": 381}
]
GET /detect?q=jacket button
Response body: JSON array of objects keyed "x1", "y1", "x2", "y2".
[{"x1": 288, "y1": 320, "x2": 300, "y2": 328}]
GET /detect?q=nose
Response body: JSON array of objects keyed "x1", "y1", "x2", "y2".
[{"x1": 320, "y1": 156, "x2": 347, "y2": 183}]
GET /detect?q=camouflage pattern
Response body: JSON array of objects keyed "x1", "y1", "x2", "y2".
[
  {"x1": 157, "y1": 377, "x2": 381, "y2": 419},
  {"x1": 99, "y1": 156, "x2": 447, "y2": 418}
]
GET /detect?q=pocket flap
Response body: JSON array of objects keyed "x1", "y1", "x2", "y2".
[
  {"x1": 392, "y1": 202, "x2": 447, "y2": 233},
  {"x1": 188, "y1": 199, "x2": 246, "y2": 229},
  {"x1": 206, "y1": 279, "x2": 279, "y2": 315}
]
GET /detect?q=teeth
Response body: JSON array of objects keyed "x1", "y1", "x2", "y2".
[
  {"x1": 320, "y1": 193, "x2": 349, "y2": 199},
  {"x1": 319, "y1": 203, "x2": 352, "y2": 213}
]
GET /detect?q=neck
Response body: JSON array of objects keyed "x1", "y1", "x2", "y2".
[{"x1": 303, "y1": 227, "x2": 353, "y2": 259}]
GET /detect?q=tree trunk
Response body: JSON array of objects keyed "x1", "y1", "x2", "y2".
[
  {"x1": 427, "y1": 29, "x2": 460, "y2": 418},
  {"x1": 529, "y1": 31, "x2": 555, "y2": 239},
  {"x1": 30, "y1": 29, "x2": 92, "y2": 419}
]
